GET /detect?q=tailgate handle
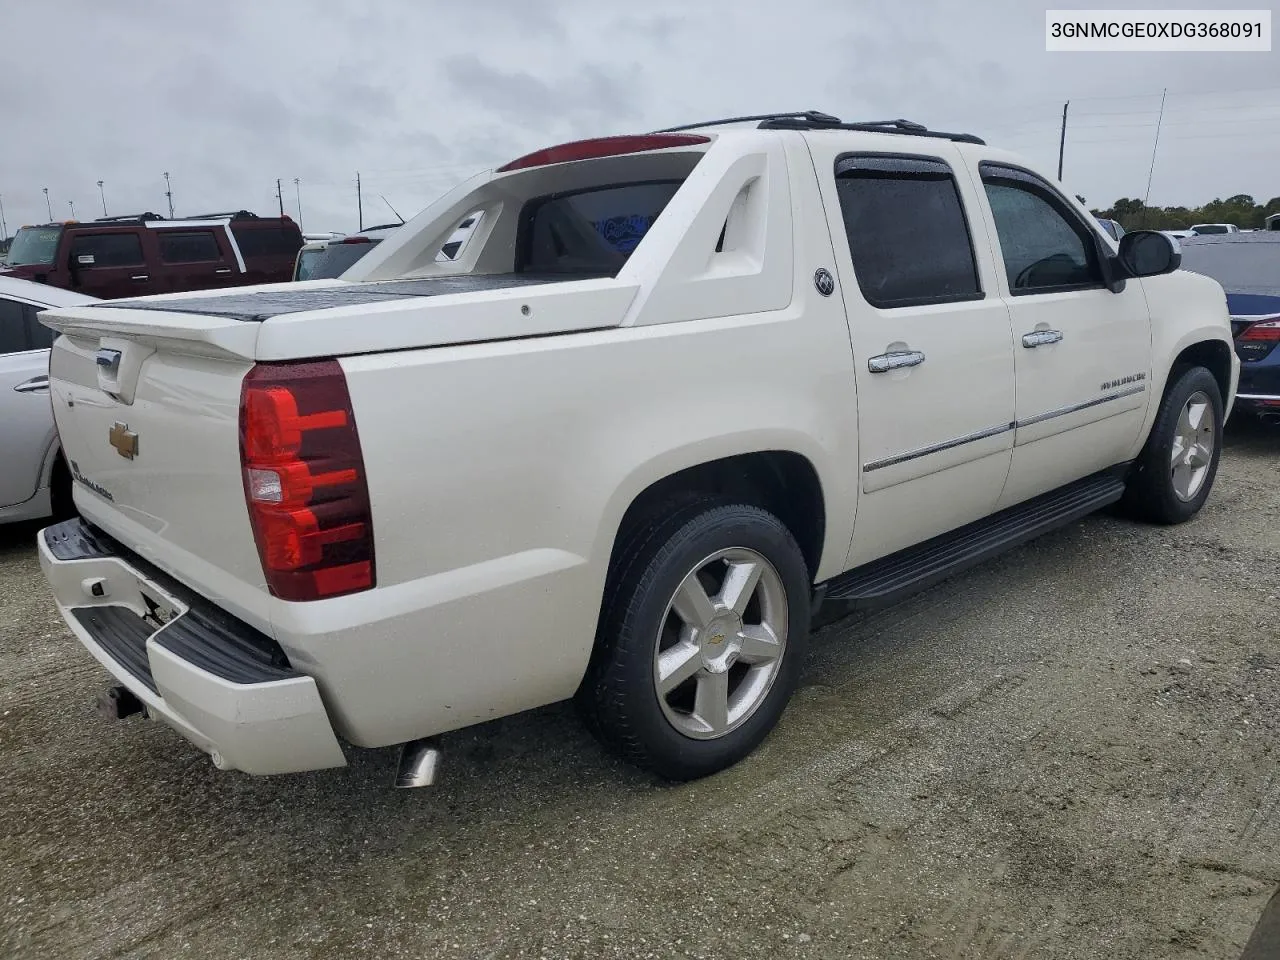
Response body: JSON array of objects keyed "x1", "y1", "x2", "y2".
[{"x1": 13, "y1": 375, "x2": 49, "y2": 393}]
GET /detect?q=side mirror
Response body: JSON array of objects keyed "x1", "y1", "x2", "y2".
[
  {"x1": 1117, "y1": 230, "x2": 1180, "y2": 278},
  {"x1": 75, "y1": 253, "x2": 96, "y2": 267}
]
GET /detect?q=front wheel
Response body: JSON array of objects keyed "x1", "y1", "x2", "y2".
[
  {"x1": 578, "y1": 502, "x2": 811, "y2": 781},
  {"x1": 1120, "y1": 366, "x2": 1224, "y2": 524}
]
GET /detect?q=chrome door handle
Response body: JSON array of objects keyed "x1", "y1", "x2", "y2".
[
  {"x1": 1022, "y1": 329, "x2": 1064, "y2": 348},
  {"x1": 131, "y1": 274, "x2": 149, "y2": 281},
  {"x1": 14, "y1": 375, "x2": 49, "y2": 393},
  {"x1": 214, "y1": 268, "x2": 232, "y2": 274},
  {"x1": 868, "y1": 350, "x2": 926, "y2": 373}
]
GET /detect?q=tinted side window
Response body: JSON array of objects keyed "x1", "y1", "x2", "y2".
[
  {"x1": 158, "y1": 230, "x2": 221, "y2": 263},
  {"x1": 24, "y1": 305, "x2": 55, "y2": 349},
  {"x1": 834, "y1": 155, "x2": 982, "y2": 308},
  {"x1": 69, "y1": 232, "x2": 144, "y2": 267},
  {"x1": 980, "y1": 164, "x2": 1102, "y2": 295},
  {"x1": 519, "y1": 180, "x2": 684, "y2": 276},
  {"x1": 0, "y1": 298, "x2": 26, "y2": 353},
  {"x1": 231, "y1": 225, "x2": 304, "y2": 258}
]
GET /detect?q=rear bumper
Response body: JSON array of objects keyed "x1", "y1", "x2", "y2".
[{"x1": 38, "y1": 518, "x2": 346, "y2": 775}]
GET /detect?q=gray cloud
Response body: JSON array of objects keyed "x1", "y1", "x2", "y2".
[{"x1": 2, "y1": 0, "x2": 1276, "y2": 237}]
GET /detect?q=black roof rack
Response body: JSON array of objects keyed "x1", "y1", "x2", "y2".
[
  {"x1": 656, "y1": 111, "x2": 842, "y2": 133},
  {"x1": 93, "y1": 212, "x2": 167, "y2": 223},
  {"x1": 657, "y1": 111, "x2": 985, "y2": 146},
  {"x1": 185, "y1": 210, "x2": 260, "y2": 221}
]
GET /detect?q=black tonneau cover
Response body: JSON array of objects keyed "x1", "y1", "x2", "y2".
[{"x1": 97, "y1": 274, "x2": 586, "y2": 322}]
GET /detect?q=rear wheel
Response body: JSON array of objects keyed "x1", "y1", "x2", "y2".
[
  {"x1": 578, "y1": 502, "x2": 810, "y2": 780},
  {"x1": 1120, "y1": 366, "x2": 1223, "y2": 524}
]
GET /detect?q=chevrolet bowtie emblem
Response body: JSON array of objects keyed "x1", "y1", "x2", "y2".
[{"x1": 109, "y1": 422, "x2": 138, "y2": 460}]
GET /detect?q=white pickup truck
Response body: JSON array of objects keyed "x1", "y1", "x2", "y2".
[{"x1": 36, "y1": 112, "x2": 1238, "y2": 786}]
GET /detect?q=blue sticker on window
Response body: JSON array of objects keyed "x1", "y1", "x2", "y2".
[{"x1": 594, "y1": 214, "x2": 656, "y2": 253}]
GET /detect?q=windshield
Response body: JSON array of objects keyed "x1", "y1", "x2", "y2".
[
  {"x1": 7, "y1": 225, "x2": 63, "y2": 266},
  {"x1": 1179, "y1": 239, "x2": 1280, "y2": 296},
  {"x1": 293, "y1": 240, "x2": 381, "y2": 280},
  {"x1": 1192, "y1": 225, "x2": 1229, "y2": 235}
]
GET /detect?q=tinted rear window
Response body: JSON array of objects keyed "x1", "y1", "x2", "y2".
[
  {"x1": 231, "y1": 225, "x2": 303, "y2": 259},
  {"x1": 158, "y1": 230, "x2": 222, "y2": 263},
  {"x1": 1179, "y1": 239, "x2": 1280, "y2": 296},
  {"x1": 69, "y1": 232, "x2": 144, "y2": 267},
  {"x1": 835, "y1": 155, "x2": 982, "y2": 308},
  {"x1": 518, "y1": 180, "x2": 683, "y2": 275},
  {"x1": 294, "y1": 241, "x2": 381, "y2": 280}
]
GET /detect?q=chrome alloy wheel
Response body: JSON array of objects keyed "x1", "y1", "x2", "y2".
[
  {"x1": 653, "y1": 547, "x2": 788, "y2": 740},
  {"x1": 1171, "y1": 390, "x2": 1215, "y2": 502}
]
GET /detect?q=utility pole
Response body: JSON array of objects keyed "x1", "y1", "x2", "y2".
[
  {"x1": 1057, "y1": 101, "x2": 1069, "y2": 181},
  {"x1": 293, "y1": 178, "x2": 303, "y2": 230},
  {"x1": 276, "y1": 178, "x2": 284, "y2": 217},
  {"x1": 68, "y1": 200, "x2": 76, "y2": 219},
  {"x1": 1141, "y1": 88, "x2": 1168, "y2": 228},
  {"x1": 43, "y1": 187, "x2": 52, "y2": 221},
  {"x1": 356, "y1": 171, "x2": 363, "y2": 231},
  {"x1": 164, "y1": 172, "x2": 174, "y2": 218},
  {"x1": 0, "y1": 194, "x2": 8, "y2": 241},
  {"x1": 97, "y1": 180, "x2": 107, "y2": 217}
]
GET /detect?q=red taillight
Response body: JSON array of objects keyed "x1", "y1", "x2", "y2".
[
  {"x1": 495, "y1": 134, "x2": 711, "y2": 173},
  {"x1": 1240, "y1": 319, "x2": 1280, "y2": 342},
  {"x1": 239, "y1": 360, "x2": 375, "y2": 601}
]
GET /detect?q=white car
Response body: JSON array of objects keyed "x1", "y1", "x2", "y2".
[
  {"x1": 35, "y1": 113, "x2": 1237, "y2": 786},
  {"x1": 0, "y1": 276, "x2": 97, "y2": 523},
  {"x1": 1190, "y1": 223, "x2": 1241, "y2": 236}
]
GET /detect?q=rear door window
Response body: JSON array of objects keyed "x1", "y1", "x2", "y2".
[
  {"x1": 23, "y1": 304, "x2": 55, "y2": 349},
  {"x1": 231, "y1": 225, "x2": 303, "y2": 258},
  {"x1": 0, "y1": 298, "x2": 26, "y2": 353},
  {"x1": 518, "y1": 180, "x2": 683, "y2": 275},
  {"x1": 158, "y1": 230, "x2": 222, "y2": 263},
  {"x1": 69, "y1": 232, "x2": 145, "y2": 267},
  {"x1": 834, "y1": 154, "x2": 982, "y2": 308}
]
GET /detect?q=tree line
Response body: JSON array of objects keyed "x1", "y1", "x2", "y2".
[{"x1": 1089, "y1": 195, "x2": 1280, "y2": 231}]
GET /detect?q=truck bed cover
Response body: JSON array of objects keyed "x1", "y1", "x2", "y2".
[{"x1": 94, "y1": 274, "x2": 587, "y2": 322}]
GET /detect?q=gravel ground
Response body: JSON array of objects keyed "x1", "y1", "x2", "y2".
[{"x1": 2, "y1": 418, "x2": 1278, "y2": 960}]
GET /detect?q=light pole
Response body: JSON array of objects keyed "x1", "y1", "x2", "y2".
[
  {"x1": 43, "y1": 187, "x2": 52, "y2": 221},
  {"x1": 97, "y1": 180, "x2": 107, "y2": 217},
  {"x1": 293, "y1": 177, "x2": 303, "y2": 231},
  {"x1": 0, "y1": 194, "x2": 8, "y2": 241},
  {"x1": 163, "y1": 171, "x2": 174, "y2": 219},
  {"x1": 68, "y1": 200, "x2": 76, "y2": 219}
]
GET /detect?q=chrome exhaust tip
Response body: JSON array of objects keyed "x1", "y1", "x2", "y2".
[{"x1": 394, "y1": 737, "x2": 443, "y2": 788}]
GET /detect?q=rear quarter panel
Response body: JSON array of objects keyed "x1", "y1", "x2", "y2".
[{"x1": 298, "y1": 294, "x2": 859, "y2": 747}]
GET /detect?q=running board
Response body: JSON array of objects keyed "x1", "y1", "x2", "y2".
[{"x1": 820, "y1": 471, "x2": 1127, "y2": 610}]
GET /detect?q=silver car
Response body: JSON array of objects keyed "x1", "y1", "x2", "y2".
[{"x1": 0, "y1": 276, "x2": 97, "y2": 523}]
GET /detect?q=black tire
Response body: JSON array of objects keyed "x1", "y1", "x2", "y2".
[
  {"x1": 1120, "y1": 365, "x2": 1223, "y2": 524},
  {"x1": 578, "y1": 501, "x2": 811, "y2": 781}
]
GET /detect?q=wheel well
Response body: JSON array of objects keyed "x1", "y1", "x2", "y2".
[
  {"x1": 1171, "y1": 340, "x2": 1232, "y2": 404},
  {"x1": 611, "y1": 452, "x2": 826, "y2": 581}
]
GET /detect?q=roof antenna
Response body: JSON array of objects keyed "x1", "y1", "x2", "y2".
[{"x1": 380, "y1": 195, "x2": 405, "y2": 224}]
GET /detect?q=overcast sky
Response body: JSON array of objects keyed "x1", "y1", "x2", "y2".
[{"x1": 3, "y1": 0, "x2": 1277, "y2": 236}]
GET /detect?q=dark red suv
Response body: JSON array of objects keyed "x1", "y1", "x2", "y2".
[{"x1": 1, "y1": 211, "x2": 303, "y2": 299}]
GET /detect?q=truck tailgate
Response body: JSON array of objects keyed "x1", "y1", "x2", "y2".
[{"x1": 43, "y1": 326, "x2": 270, "y2": 633}]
